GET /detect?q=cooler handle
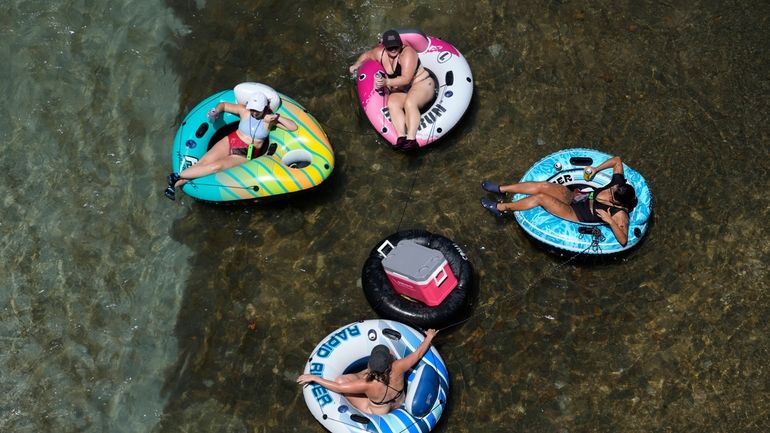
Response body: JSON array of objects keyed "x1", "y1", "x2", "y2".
[
  {"x1": 377, "y1": 240, "x2": 395, "y2": 258},
  {"x1": 433, "y1": 267, "x2": 448, "y2": 286}
]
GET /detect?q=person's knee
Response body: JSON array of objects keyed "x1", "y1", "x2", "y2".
[
  {"x1": 388, "y1": 95, "x2": 405, "y2": 107},
  {"x1": 532, "y1": 193, "x2": 550, "y2": 206},
  {"x1": 535, "y1": 183, "x2": 565, "y2": 199},
  {"x1": 531, "y1": 183, "x2": 551, "y2": 194},
  {"x1": 404, "y1": 98, "x2": 420, "y2": 112}
]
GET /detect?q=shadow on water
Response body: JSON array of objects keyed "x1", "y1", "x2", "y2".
[
  {"x1": 156, "y1": 1, "x2": 769, "y2": 432},
  {"x1": 155, "y1": 4, "x2": 366, "y2": 430}
]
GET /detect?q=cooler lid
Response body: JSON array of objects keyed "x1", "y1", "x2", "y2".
[{"x1": 381, "y1": 240, "x2": 447, "y2": 280}]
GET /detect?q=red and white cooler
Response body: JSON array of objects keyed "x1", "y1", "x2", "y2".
[{"x1": 378, "y1": 239, "x2": 458, "y2": 306}]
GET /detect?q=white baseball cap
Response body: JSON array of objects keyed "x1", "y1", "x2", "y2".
[{"x1": 245, "y1": 93, "x2": 268, "y2": 111}]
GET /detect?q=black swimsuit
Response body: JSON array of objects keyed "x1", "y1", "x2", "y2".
[
  {"x1": 369, "y1": 381, "x2": 404, "y2": 405},
  {"x1": 380, "y1": 50, "x2": 421, "y2": 79},
  {"x1": 570, "y1": 173, "x2": 628, "y2": 223}
]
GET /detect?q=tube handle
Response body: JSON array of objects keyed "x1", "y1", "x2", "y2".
[
  {"x1": 377, "y1": 240, "x2": 395, "y2": 258},
  {"x1": 433, "y1": 267, "x2": 448, "y2": 286}
]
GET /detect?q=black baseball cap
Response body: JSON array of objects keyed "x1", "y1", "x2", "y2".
[
  {"x1": 368, "y1": 344, "x2": 394, "y2": 372},
  {"x1": 382, "y1": 30, "x2": 402, "y2": 49}
]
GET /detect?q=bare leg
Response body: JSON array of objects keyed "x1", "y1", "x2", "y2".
[
  {"x1": 175, "y1": 154, "x2": 249, "y2": 187},
  {"x1": 197, "y1": 137, "x2": 231, "y2": 165},
  {"x1": 500, "y1": 181, "x2": 572, "y2": 204},
  {"x1": 387, "y1": 92, "x2": 407, "y2": 138},
  {"x1": 174, "y1": 139, "x2": 257, "y2": 187},
  {"x1": 404, "y1": 79, "x2": 435, "y2": 139},
  {"x1": 174, "y1": 138, "x2": 230, "y2": 187},
  {"x1": 498, "y1": 193, "x2": 579, "y2": 221}
]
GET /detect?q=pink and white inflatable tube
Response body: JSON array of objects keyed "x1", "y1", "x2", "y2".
[{"x1": 355, "y1": 29, "x2": 473, "y2": 148}]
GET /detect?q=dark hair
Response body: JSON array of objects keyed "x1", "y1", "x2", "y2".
[
  {"x1": 613, "y1": 184, "x2": 637, "y2": 211},
  {"x1": 366, "y1": 368, "x2": 390, "y2": 385},
  {"x1": 249, "y1": 106, "x2": 272, "y2": 119}
]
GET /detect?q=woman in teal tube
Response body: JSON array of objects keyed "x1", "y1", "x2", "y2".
[{"x1": 164, "y1": 93, "x2": 296, "y2": 200}]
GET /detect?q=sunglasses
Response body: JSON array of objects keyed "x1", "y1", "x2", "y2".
[{"x1": 386, "y1": 46, "x2": 401, "y2": 52}]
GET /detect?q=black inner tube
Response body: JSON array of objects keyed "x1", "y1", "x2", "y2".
[{"x1": 362, "y1": 229, "x2": 477, "y2": 330}]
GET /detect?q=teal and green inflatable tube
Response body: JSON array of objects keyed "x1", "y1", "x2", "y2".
[{"x1": 171, "y1": 89, "x2": 334, "y2": 202}]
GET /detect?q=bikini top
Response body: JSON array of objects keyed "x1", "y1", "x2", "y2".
[
  {"x1": 238, "y1": 116, "x2": 269, "y2": 141},
  {"x1": 592, "y1": 200, "x2": 626, "y2": 217},
  {"x1": 590, "y1": 173, "x2": 629, "y2": 216},
  {"x1": 369, "y1": 381, "x2": 404, "y2": 406},
  {"x1": 380, "y1": 49, "x2": 421, "y2": 79}
]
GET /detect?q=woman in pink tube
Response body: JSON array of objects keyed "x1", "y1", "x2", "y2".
[{"x1": 349, "y1": 30, "x2": 435, "y2": 151}]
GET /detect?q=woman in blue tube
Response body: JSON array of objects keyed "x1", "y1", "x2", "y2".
[
  {"x1": 297, "y1": 329, "x2": 438, "y2": 415},
  {"x1": 481, "y1": 155, "x2": 637, "y2": 246}
]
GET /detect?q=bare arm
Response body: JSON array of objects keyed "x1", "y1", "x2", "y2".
[
  {"x1": 212, "y1": 102, "x2": 247, "y2": 116},
  {"x1": 349, "y1": 47, "x2": 380, "y2": 74},
  {"x1": 589, "y1": 156, "x2": 624, "y2": 176},
  {"x1": 596, "y1": 209, "x2": 629, "y2": 246},
  {"x1": 296, "y1": 374, "x2": 369, "y2": 394},
  {"x1": 391, "y1": 329, "x2": 438, "y2": 374},
  {"x1": 265, "y1": 113, "x2": 298, "y2": 132}
]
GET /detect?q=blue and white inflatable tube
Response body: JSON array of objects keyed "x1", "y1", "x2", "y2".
[
  {"x1": 513, "y1": 148, "x2": 652, "y2": 255},
  {"x1": 301, "y1": 319, "x2": 449, "y2": 433}
]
